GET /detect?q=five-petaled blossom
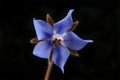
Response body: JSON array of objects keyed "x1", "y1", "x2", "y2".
[{"x1": 31, "y1": 9, "x2": 93, "y2": 73}]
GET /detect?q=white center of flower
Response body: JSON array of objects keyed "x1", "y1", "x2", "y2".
[{"x1": 51, "y1": 34, "x2": 64, "y2": 46}]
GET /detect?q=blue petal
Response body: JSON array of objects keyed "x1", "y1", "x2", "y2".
[
  {"x1": 54, "y1": 9, "x2": 74, "y2": 34},
  {"x1": 64, "y1": 32, "x2": 93, "y2": 50},
  {"x1": 33, "y1": 40, "x2": 52, "y2": 58},
  {"x1": 52, "y1": 45, "x2": 70, "y2": 73},
  {"x1": 33, "y1": 18, "x2": 53, "y2": 40}
]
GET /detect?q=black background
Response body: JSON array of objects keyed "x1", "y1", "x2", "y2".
[{"x1": 0, "y1": 0, "x2": 119, "y2": 80}]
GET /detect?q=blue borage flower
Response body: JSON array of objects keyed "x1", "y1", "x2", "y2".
[{"x1": 31, "y1": 9, "x2": 93, "y2": 73}]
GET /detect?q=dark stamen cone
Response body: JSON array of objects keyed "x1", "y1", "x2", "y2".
[
  {"x1": 30, "y1": 37, "x2": 40, "y2": 44},
  {"x1": 46, "y1": 14, "x2": 54, "y2": 27},
  {"x1": 68, "y1": 21, "x2": 79, "y2": 31},
  {"x1": 67, "y1": 47, "x2": 79, "y2": 57}
]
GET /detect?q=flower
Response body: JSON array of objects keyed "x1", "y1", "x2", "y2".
[{"x1": 31, "y1": 9, "x2": 93, "y2": 73}]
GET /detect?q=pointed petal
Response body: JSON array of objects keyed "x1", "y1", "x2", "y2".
[
  {"x1": 33, "y1": 40, "x2": 52, "y2": 58},
  {"x1": 64, "y1": 32, "x2": 93, "y2": 50},
  {"x1": 54, "y1": 9, "x2": 74, "y2": 34},
  {"x1": 52, "y1": 45, "x2": 70, "y2": 73},
  {"x1": 33, "y1": 18, "x2": 53, "y2": 40}
]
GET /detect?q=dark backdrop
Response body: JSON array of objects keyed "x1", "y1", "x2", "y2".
[{"x1": 0, "y1": 0, "x2": 119, "y2": 80}]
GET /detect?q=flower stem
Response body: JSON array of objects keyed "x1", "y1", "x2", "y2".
[
  {"x1": 44, "y1": 61, "x2": 53, "y2": 80},
  {"x1": 44, "y1": 49, "x2": 53, "y2": 80}
]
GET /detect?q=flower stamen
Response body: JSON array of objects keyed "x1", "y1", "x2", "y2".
[{"x1": 51, "y1": 34, "x2": 64, "y2": 46}]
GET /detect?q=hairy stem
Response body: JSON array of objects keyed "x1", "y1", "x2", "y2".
[
  {"x1": 44, "y1": 61, "x2": 53, "y2": 80},
  {"x1": 44, "y1": 49, "x2": 53, "y2": 80}
]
